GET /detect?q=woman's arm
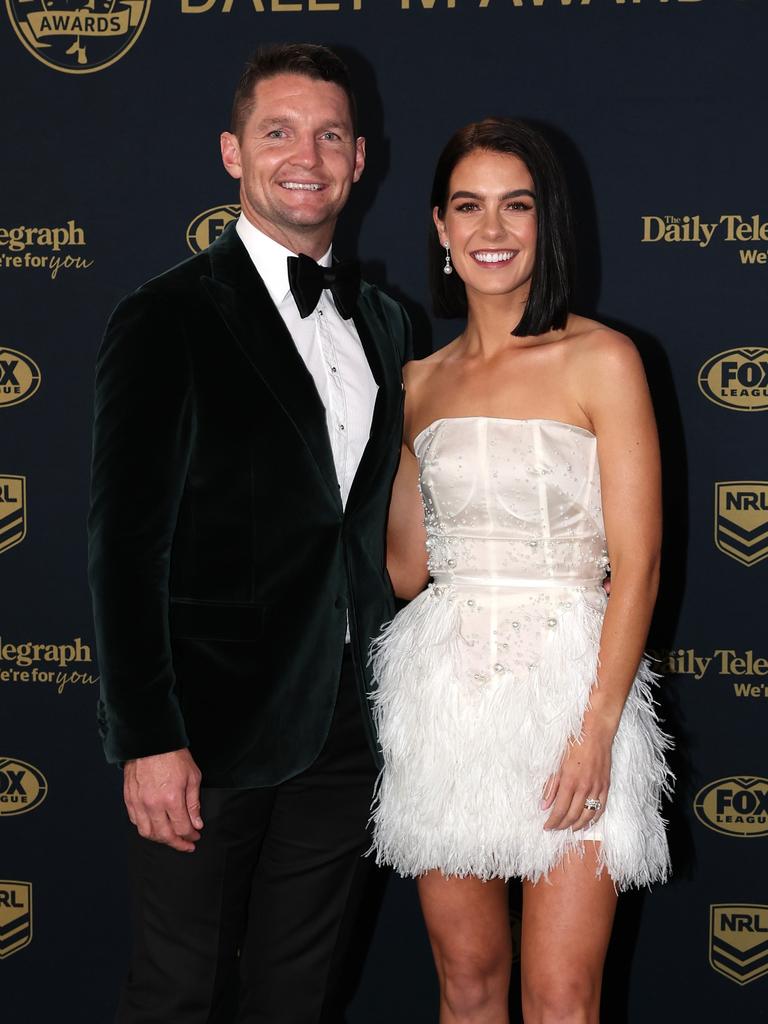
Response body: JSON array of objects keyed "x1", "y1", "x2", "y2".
[
  {"x1": 543, "y1": 330, "x2": 661, "y2": 832},
  {"x1": 386, "y1": 442, "x2": 430, "y2": 601}
]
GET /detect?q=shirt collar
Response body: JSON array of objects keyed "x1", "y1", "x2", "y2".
[{"x1": 235, "y1": 213, "x2": 333, "y2": 308}]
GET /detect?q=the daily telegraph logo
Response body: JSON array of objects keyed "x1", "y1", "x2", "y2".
[
  {"x1": 694, "y1": 777, "x2": 768, "y2": 838},
  {"x1": 0, "y1": 221, "x2": 94, "y2": 279},
  {"x1": 0, "y1": 882, "x2": 32, "y2": 960},
  {"x1": 0, "y1": 758, "x2": 48, "y2": 817},
  {"x1": 710, "y1": 905, "x2": 768, "y2": 985},
  {"x1": 641, "y1": 214, "x2": 768, "y2": 265},
  {"x1": 715, "y1": 482, "x2": 768, "y2": 567},
  {"x1": 6, "y1": 1, "x2": 150, "y2": 75},
  {"x1": 186, "y1": 205, "x2": 240, "y2": 254},
  {"x1": 699, "y1": 348, "x2": 768, "y2": 412},
  {"x1": 0, "y1": 476, "x2": 26, "y2": 556},
  {"x1": 0, "y1": 636, "x2": 98, "y2": 694},
  {"x1": 0, "y1": 349, "x2": 41, "y2": 409}
]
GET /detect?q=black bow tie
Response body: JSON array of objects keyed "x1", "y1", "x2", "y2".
[{"x1": 287, "y1": 253, "x2": 360, "y2": 321}]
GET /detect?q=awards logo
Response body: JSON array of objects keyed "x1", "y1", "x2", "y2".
[
  {"x1": 0, "y1": 349, "x2": 41, "y2": 409},
  {"x1": 0, "y1": 758, "x2": 48, "y2": 817},
  {"x1": 0, "y1": 476, "x2": 26, "y2": 556},
  {"x1": 715, "y1": 482, "x2": 768, "y2": 567},
  {"x1": 6, "y1": 1, "x2": 151, "y2": 75},
  {"x1": 710, "y1": 905, "x2": 768, "y2": 985},
  {"x1": 698, "y1": 348, "x2": 768, "y2": 412},
  {"x1": 0, "y1": 882, "x2": 32, "y2": 960},
  {"x1": 694, "y1": 777, "x2": 768, "y2": 838},
  {"x1": 186, "y1": 205, "x2": 240, "y2": 254}
]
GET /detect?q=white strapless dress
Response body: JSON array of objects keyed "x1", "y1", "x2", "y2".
[{"x1": 369, "y1": 417, "x2": 671, "y2": 890}]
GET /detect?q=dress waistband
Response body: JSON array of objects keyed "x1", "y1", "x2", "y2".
[{"x1": 431, "y1": 573, "x2": 605, "y2": 590}]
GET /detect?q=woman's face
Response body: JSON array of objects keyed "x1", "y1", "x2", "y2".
[{"x1": 434, "y1": 148, "x2": 537, "y2": 304}]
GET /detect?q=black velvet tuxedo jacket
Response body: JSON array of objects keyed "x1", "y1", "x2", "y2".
[{"x1": 88, "y1": 225, "x2": 411, "y2": 787}]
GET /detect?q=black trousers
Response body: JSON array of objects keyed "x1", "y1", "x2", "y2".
[{"x1": 116, "y1": 649, "x2": 378, "y2": 1024}]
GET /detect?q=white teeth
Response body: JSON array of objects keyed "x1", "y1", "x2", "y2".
[
  {"x1": 281, "y1": 182, "x2": 322, "y2": 191},
  {"x1": 473, "y1": 251, "x2": 515, "y2": 263}
]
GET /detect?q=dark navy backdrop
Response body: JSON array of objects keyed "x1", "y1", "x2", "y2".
[{"x1": 2, "y1": 2, "x2": 766, "y2": 1020}]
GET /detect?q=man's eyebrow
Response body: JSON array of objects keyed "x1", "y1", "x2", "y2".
[{"x1": 449, "y1": 188, "x2": 537, "y2": 202}]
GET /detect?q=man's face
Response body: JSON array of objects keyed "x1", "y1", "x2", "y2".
[{"x1": 221, "y1": 73, "x2": 365, "y2": 253}]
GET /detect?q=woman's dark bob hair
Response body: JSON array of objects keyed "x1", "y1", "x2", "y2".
[{"x1": 430, "y1": 118, "x2": 574, "y2": 336}]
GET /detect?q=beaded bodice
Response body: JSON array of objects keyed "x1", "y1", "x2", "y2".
[{"x1": 414, "y1": 417, "x2": 609, "y2": 586}]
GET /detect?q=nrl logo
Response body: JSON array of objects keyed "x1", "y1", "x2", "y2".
[
  {"x1": 0, "y1": 882, "x2": 33, "y2": 959},
  {"x1": 6, "y1": 1, "x2": 151, "y2": 75},
  {"x1": 0, "y1": 476, "x2": 26, "y2": 556},
  {"x1": 715, "y1": 482, "x2": 768, "y2": 567},
  {"x1": 710, "y1": 904, "x2": 768, "y2": 985},
  {"x1": 186, "y1": 205, "x2": 240, "y2": 254}
]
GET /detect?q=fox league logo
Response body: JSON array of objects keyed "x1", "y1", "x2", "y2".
[
  {"x1": 694, "y1": 777, "x2": 768, "y2": 838},
  {"x1": 186, "y1": 206, "x2": 240, "y2": 254},
  {"x1": 0, "y1": 758, "x2": 48, "y2": 816},
  {"x1": 0, "y1": 348, "x2": 41, "y2": 408},
  {"x1": 6, "y1": 1, "x2": 151, "y2": 75},
  {"x1": 698, "y1": 348, "x2": 768, "y2": 412}
]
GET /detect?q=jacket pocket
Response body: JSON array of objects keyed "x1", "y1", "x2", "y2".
[{"x1": 169, "y1": 599, "x2": 266, "y2": 642}]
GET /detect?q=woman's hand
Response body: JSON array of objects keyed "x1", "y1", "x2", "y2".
[{"x1": 540, "y1": 717, "x2": 615, "y2": 833}]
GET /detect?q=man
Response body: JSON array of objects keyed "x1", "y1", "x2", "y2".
[{"x1": 88, "y1": 43, "x2": 411, "y2": 1023}]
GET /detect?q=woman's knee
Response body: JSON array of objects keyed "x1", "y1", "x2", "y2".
[
  {"x1": 522, "y1": 969, "x2": 599, "y2": 1022},
  {"x1": 439, "y1": 946, "x2": 510, "y2": 1016}
]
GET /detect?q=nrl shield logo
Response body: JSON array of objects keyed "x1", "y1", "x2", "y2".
[
  {"x1": 715, "y1": 482, "x2": 768, "y2": 567},
  {"x1": 186, "y1": 205, "x2": 240, "y2": 254},
  {"x1": 6, "y1": 1, "x2": 151, "y2": 75},
  {"x1": 0, "y1": 476, "x2": 26, "y2": 555},
  {"x1": 710, "y1": 904, "x2": 768, "y2": 985},
  {"x1": 0, "y1": 882, "x2": 32, "y2": 959}
]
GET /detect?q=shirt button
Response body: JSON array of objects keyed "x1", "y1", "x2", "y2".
[
  {"x1": 331, "y1": 366, "x2": 337, "y2": 373},
  {"x1": 318, "y1": 309, "x2": 324, "y2": 316},
  {"x1": 339, "y1": 423, "x2": 345, "y2": 431}
]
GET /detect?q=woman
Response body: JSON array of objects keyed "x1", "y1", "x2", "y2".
[{"x1": 370, "y1": 119, "x2": 672, "y2": 1024}]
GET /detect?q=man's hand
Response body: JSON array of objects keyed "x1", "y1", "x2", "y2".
[{"x1": 123, "y1": 748, "x2": 203, "y2": 853}]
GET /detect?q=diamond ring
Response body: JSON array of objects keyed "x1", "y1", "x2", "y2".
[{"x1": 584, "y1": 798, "x2": 602, "y2": 812}]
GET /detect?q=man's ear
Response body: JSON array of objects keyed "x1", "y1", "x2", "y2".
[{"x1": 221, "y1": 132, "x2": 243, "y2": 180}]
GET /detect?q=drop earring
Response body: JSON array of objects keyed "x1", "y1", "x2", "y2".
[{"x1": 443, "y1": 242, "x2": 453, "y2": 276}]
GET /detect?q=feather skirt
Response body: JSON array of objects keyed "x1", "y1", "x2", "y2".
[{"x1": 369, "y1": 584, "x2": 673, "y2": 890}]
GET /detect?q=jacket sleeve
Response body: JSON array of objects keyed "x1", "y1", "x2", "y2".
[{"x1": 88, "y1": 288, "x2": 194, "y2": 763}]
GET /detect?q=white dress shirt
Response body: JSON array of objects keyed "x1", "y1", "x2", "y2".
[{"x1": 236, "y1": 214, "x2": 378, "y2": 508}]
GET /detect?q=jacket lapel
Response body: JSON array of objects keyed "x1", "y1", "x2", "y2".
[
  {"x1": 347, "y1": 287, "x2": 404, "y2": 512},
  {"x1": 201, "y1": 225, "x2": 342, "y2": 511}
]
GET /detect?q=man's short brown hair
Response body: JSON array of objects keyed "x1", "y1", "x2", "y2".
[{"x1": 230, "y1": 43, "x2": 358, "y2": 139}]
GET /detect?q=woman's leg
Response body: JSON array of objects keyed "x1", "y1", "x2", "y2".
[
  {"x1": 520, "y1": 845, "x2": 617, "y2": 1024},
  {"x1": 417, "y1": 871, "x2": 513, "y2": 1024}
]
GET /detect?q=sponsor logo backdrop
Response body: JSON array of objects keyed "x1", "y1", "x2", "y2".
[{"x1": 1, "y1": 1, "x2": 765, "y2": 1020}]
